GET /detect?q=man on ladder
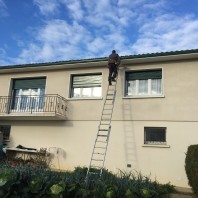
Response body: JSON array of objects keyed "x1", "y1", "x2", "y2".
[
  {"x1": 108, "y1": 50, "x2": 120, "y2": 85},
  {"x1": 85, "y1": 50, "x2": 121, "y2": 184}
]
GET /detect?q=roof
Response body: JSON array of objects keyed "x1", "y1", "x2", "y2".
[{"x1": 0, "y1": 49, "x2": 198, "y2": 72}]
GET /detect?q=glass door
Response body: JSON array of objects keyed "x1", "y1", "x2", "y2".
[{"x1": 12, "y1": 88, "x2": 45, "y2": 112}]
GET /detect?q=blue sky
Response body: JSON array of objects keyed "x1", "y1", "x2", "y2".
[{"x1": 0, "y1": 0, "x2": 198, "y2": 66}]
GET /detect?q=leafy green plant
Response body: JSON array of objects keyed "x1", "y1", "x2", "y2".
[
  {"x1": 0, "y1": 168, "x2": 18, "y2": 197},
  {"x1": 0, "y1": 166, "x2": 175, "y2": 197}
]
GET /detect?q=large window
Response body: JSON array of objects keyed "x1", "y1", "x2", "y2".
[
  {"x1": 12, "y1": 78, "x2": 46, "y2": 112},
  {"x1": 125, "y1": 69, "x2": 162, "y2": 97},
  {"x1": 144, "y1": 127, "x2": 166, "y2": 145},
  {"x1": 70, "y1": 73, "x2": 102, "y2": 98}
]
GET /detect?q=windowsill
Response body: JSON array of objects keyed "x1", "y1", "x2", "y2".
[
  {"x1": 123, "y1": 95, "x2": 165, "y2": 99},
  {"x1": 67, "y1": 97, "x2": 103, "y2": 101},
  {"x1": 142, "y1": 144, "x2": 170, "y2": 148}
]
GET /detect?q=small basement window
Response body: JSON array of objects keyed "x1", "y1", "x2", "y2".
[{"x1": 144, "y1": 127, "x2": 166, "y2": 145}]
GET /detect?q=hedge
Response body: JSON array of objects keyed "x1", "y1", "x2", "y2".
[{"x1": 185, "y1": 144, "x2": 198, "y2": 195}]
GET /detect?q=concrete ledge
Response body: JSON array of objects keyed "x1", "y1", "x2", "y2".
[
  {"x1": 169, "y1": 194, "x2": 194, "y2": 198},
  {"x1": 175, "y1": 187, "x2": 193, "y2": 195},
  {"x1": 169, "y1": 187, "x2": 195, "y2": 198}
]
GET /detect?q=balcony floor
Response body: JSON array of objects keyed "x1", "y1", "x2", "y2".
[{"x1": 0, "y1": 112, "x2": 67, "y2": 120}]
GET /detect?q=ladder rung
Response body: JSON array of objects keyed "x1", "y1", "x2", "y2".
[
  {"x1": 90, "y1": 165, "x2": 102, "y2": 169},
  {"x1": 98, "y1": 134, "x2": 108, "y2": 137},
  {"x1": 91, "y1": 158, "x2": 103, "y2": 161},
  {"x1": 88, "y1": 172, "x2": 100, "y2": 175},
  {"x1": 93, "y1": 152, "x2": 104, "y2": 155},
  {"x1": 102, "y1": 113, "x2": 111, "y2": 115},
  {"x1": 100, "y1": 120, "x2": 111, "y2": 124},
  {"x1": 95, "y1": 146, "x2": 106, "y2": 149},
  {"x1": 99, "y1": 129, "x2": 108, "y2": 131}
]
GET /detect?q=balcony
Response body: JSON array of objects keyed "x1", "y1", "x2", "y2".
[{"x1": 0, "y1": 94, "x2": 68, "y2": 120}]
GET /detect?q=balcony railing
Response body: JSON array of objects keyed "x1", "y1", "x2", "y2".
[{"x1": 0, "y1": 94, "x2": 67, "y2": 120}]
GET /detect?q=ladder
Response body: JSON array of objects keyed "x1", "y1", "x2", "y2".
[{"x1": 85, "y1": 70, "x2": 119, "y2": 183}]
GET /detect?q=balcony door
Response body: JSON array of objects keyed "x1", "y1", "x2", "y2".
[
  {"x1": 12, "y1": 78, "x2": 46, "y2": 113},
  {"x1": 12, "y1": 88, "x2": 45, "y2": 112}
]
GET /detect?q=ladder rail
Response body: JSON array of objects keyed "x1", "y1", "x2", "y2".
[
  {"x1": 85, "y1": 66, "x2": 119, "y2": 183},
  {"x1": 99, "y1": 76, "x2": 119, "y2": 174}
]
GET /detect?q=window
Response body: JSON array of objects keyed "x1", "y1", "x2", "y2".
[
  {"x1": 0, "y1": 125, "x2": 11, "y2": 147},
  {"x1": 144, "y1": 127, "x2": 166, "y2": 145},
  {"x1": 125, "y1": 69, "x2": 162, "y2": 97},
  {"x1": 12, "y1": 78, "x2": 46, "y2": 112},
  {"x1": 70, "y1": 73, "x2": 102, "y2": 98}
]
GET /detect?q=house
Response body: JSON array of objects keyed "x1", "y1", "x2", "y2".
[{"x1": 1, "y1": 49, "x2": 198, "y2": 188}]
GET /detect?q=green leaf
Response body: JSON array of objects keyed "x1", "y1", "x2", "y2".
[
  {"x1": 0, "y1": 169, "x2": 17, "y2": 188},
  {"x1": 106, "y1": 190, "x2": 114, "y2": 198},
  {"x1": 0, "y1": 179, "x2": 7, "y2": 187},
  {"x1": 125, "y1": 189, "x2": 133, "y2": 198},
  {"x1": 28, "y1": 176, "x2": 43, "y2": 193},
  {"x1": 140, "y1": 188, "x2": 151, "y2": 198},
  {"x1": 50, "y1": 184, "x2": 64, "y2": 195}
]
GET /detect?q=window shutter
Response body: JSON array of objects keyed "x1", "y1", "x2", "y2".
[
  {"x1": 126, "y1": 70, "x2": 162, "y2": 80},
  {"x1": 13, "y1": 78, "x2": 46, "y2": 89},
  {"x1": 73, "y1": 74, "x2": 102, "y2": 88}
]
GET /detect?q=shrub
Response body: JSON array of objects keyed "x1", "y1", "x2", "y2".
[
  {"x1": 0, "y1": 166, "x2": 175, "y2": 197},
  {"x1": 185, "y1": 144, "x2": 198, "y2": 194}
]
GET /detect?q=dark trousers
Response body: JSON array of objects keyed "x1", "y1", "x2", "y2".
[{"x1": 108, "y1": 63, "x2": 117, "y2": 83}]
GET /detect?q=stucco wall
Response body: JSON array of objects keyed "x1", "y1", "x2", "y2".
[
  {"x1": 1, "y1": 119, "x2": 197, "y2": 187},
  {"x1": 1, "y1": 58, "x2": 198, "y2": 188}
]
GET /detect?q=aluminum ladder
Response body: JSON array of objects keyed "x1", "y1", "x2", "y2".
[{"x1": 85, "y1": 69, "x2": 119, "y2": 183}]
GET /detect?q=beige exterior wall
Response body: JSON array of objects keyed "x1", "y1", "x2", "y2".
[{"x1": 1, "y1": 57, "x2": 198, "y2": 188}]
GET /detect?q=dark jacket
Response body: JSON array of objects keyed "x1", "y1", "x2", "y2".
[{"x1": 108, "y1": 53, "x2": 120, "y2": 64}]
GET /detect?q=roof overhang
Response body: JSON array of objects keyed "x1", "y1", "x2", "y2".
[
  {"x1": 0, "y1": 51, "x2": 198, "y2": 74},
  {"x1": 123, "y1": 52, "x2": 198, "y2": 65}
]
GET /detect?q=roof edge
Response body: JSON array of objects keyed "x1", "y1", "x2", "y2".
[{"x1": 0, "y1": 48, "x2": 198, "y2": 71}]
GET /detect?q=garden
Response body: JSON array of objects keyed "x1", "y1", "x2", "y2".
[{"x1": 0, "y1": 157, "x2": 176, "y2": 198}]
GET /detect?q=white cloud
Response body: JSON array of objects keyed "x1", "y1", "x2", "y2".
[
  {"x1": 61, "y1": 0, "x2": 84, "y2": 21},
  {"x1": 1, "y1": 0, "x2": 198, "y2": 66},
  {"x1": 33, "y1": 0, "x2": 60, "y2": 16},
  {"x1": 15, "y1": 19, "x2": 93, "y2": 63},
  {"x1": 131, "y1": 14, "x2": 198, "y2": 54},
  {"x1": 0, "y1": 0, "x2": 8, "y2": 17}
]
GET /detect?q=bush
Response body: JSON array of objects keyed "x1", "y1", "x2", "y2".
[
  {"x1": 0, "y1": 166, "x2": 175, "y2": 197},
  {"x1": 185, "y1": 144, "x2": 198, "y2": 194}
]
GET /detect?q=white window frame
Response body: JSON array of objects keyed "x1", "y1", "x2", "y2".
[
  {"x1": 70, "y1": 73, "x2": 102, "y2": 99},
  {"x1": 125, "y1": 68, "x2": 163, "y2": 98}
]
